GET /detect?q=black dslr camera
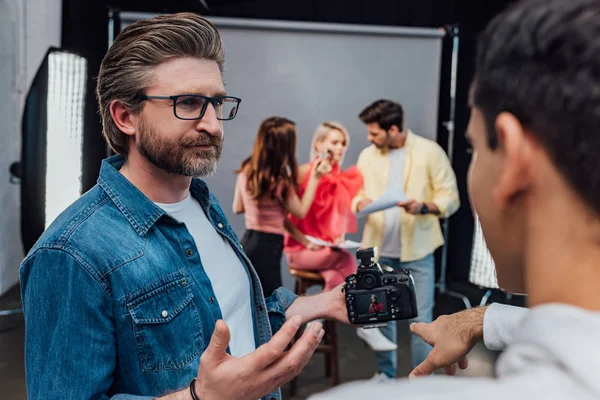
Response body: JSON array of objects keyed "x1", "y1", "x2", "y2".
[{"x1": 344, "y1": 247, "x2": 418, "y2": 326}]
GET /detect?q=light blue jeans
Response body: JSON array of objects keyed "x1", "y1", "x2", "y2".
[{"x1": 376, "y1": 254, "x2": 435, "y2": 377}]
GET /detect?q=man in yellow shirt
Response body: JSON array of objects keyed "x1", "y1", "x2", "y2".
[{"x1": 352, "y1": 99, "x2": 460, "y2": 380}]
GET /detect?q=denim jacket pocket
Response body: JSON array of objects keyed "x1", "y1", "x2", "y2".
[{"x1": 127, "y1": 275, "x2": 203, "y2": 372}]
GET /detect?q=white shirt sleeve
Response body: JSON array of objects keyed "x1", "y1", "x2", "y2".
[{"x1": 483, "y1": 303, "x2": 529, "y2": 351}]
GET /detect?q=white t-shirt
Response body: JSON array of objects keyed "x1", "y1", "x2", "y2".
[
  {"x1": 380, "y1": 148, "x2": 407, "y2": 259},
  {"x1": 156, "y1": 194, "x2": 256, "y2": 357}
]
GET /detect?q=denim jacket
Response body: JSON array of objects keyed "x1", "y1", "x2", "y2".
[{"x1": 19, "y1": 155, "x2": 297, "y2": 400}]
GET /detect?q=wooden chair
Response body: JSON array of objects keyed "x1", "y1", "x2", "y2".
[{"x1": 287, "y1": 267, "x2": 340, "y2": 396}]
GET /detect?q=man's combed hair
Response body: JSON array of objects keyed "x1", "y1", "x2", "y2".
[
  {"x1": 473, "y1": 0, "x2": 600, "y2": 214},
  {"x1": 358, "y1": 99, "x2": 404, "y2": 131},
  {"x1": 96, "y1": 13, "x2": 225, "y2": 155}
]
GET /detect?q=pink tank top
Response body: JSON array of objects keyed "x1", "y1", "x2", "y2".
[{"x1": 238, "y1": 173, "x2": 287, "y2": 235}]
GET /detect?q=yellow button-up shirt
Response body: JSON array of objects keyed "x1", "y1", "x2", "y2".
[{"x1": 351, "y1": 130, "x2": 460, "y2": 262}]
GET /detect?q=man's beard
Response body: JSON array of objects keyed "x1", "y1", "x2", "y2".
[
  {"x1": 375, "y1": 132, "x2": 392, "y2": 150},
  {"x1": 137, "y1": 119, "x2": 223, "y2": 177}
]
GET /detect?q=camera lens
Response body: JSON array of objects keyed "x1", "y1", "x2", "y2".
[{"x1": 360, "y1": 273, "x2": 377, "y2": 289}]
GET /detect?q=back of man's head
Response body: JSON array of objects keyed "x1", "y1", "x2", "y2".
[
  {"x1": 96, "y1": 13, "x2": 224, "y2": 156},
  {"x1": 473, "y1": 0, "x2": 600, "y2": 215}
]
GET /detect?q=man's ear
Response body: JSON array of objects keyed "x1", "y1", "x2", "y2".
[
  {"x1": 109, "y1": 100, "x2": 138, "y2": 137},
  {"x1": 492, "y1": 112, "x2": 534, "y2": 207},
  {"x1": 388, "y1": 125, "x2": 401, "y2": 136}
]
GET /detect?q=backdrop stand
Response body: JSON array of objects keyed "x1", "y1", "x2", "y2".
[
  {"x1": 436, "y1": 24, "x2": 472, "y2": 310},
  {"x1": 0, "y1": 164, "x2": 25, "y2": 330}
]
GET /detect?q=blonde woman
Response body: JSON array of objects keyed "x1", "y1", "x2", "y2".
[{"x1": 284, "y1": 121, "x2": 397, "y2": 352}]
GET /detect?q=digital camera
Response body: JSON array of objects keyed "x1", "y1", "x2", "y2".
[{"x1": 344, "y1": 247, "x2": 418, "y2": 325}]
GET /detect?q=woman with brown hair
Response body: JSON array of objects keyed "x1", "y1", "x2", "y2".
[{"x1": 233, "y1": 116, "x2": 330, "y2": 296}]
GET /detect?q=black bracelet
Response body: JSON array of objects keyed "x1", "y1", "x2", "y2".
[{"x1": 189, "y1": 377, "x2": 200, "y2": 400}]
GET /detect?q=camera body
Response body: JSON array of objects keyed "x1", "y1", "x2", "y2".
[{"x1": 345, "y1": 247, "x2": 418, "y2": 325}]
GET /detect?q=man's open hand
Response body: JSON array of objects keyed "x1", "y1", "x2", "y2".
[
  {"x1": 195, "y1": 316, "x2": 324, "y2": 400},
  {"x1": 285, "y1": 283, "x2": 349, "y2": 325}
]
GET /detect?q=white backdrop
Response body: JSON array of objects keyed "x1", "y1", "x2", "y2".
[
  {"x1": 120, "y1": 15, "x2": 446, "y2": 290},
  {"x1": 0, "y1": 0, "x2": 62, "y2": 296}
]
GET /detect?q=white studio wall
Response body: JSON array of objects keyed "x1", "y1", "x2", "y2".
[
  {"x1": 0, "y1": 0, "x2": 62, "y2": 296},
  {"x1": 119, "y1": 14, "x2": 445, "y2": 291}
]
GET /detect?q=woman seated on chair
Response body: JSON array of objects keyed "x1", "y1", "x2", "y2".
[
  {"x1": 233, "y1": 116, "x2": 330, "y2": 297},
  {"x1": 284, "y1": 121, "x2": 397, "y2": 351},
  {"x1": 283, "y1": 121, "x2": 362, "y2": 291}
]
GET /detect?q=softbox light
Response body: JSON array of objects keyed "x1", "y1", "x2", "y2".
[
  {"x1": 15, "y1": 47, "x2": 87, "y2": 254},
  {"x1": 469, "y1": 215, "x2": 498, "y2": 289}
]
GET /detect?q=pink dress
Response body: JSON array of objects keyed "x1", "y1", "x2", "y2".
[{"x1": 284, "y1": 163, "x2": 364, "y2": 291}]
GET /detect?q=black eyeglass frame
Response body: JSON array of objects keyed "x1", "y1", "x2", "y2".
[{"x1": 138, "y1": 94, "x2": 242, "y2": 121}]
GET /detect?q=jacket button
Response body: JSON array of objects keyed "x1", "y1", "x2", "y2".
[
  {"x1": 217, "y1": 223, "x2": 224, "y2": 229},
  {"x1": 186, "y1": 249, "x2": 193, "y2": 257},
  {"x1": 209, "y1": 297, "x2": 215, "y2": 303},
  {"x1": 161, "y1": 310, "x2": 169, "y2": 318}
]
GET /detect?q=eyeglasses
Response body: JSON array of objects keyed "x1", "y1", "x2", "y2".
[{"x1": 138, "y1": 94, "x2": 242, "y2": 121}]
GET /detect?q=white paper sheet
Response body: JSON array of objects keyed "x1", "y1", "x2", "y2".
[
  {"x1": 356, "y1": 186, "x2": 408, "y2": 218},
  {"x1": 305, "y1": 235, "x2": 362, "y2": 249}
]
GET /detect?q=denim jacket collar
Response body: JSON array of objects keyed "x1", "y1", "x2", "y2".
[{"x1": 97, "y1": 155, "x2": 212, "y2": 237}]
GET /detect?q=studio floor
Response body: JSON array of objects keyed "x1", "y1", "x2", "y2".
[{"x1": 0, "y1": 284, "x2": 497, "y2": 400}]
